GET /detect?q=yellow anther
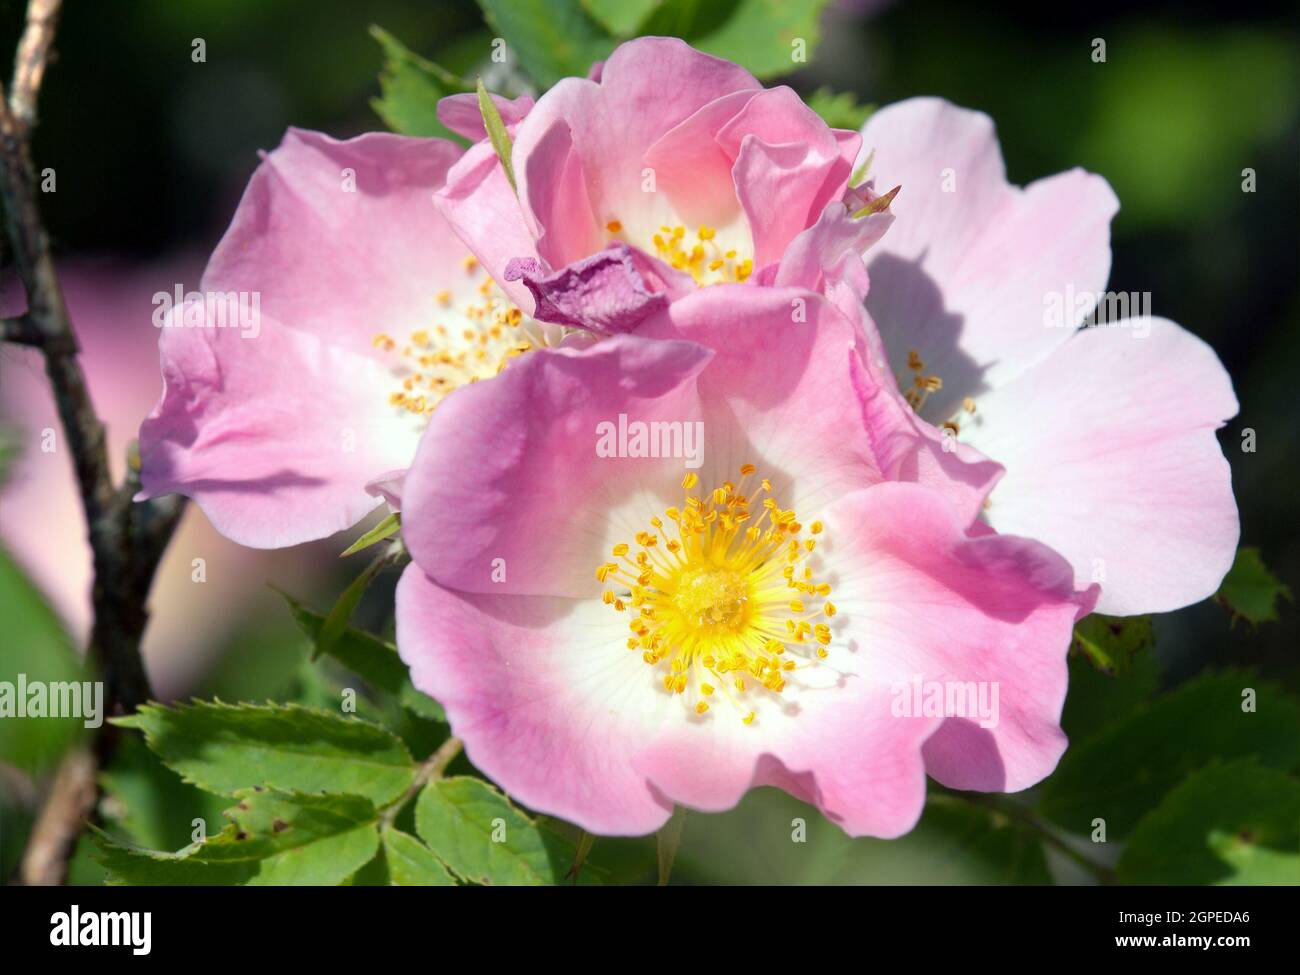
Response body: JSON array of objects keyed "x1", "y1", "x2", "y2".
[
  {"x1": 606, "y1": 219, "x2": 623, "y2": 233},
  {"x1": 599, "y1": 469, "x2": 834, "y2": 724}
]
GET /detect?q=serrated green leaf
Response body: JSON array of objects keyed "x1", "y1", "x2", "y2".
[
  {"x1": 114, "y1": 701, "x2": 415, "y2": 805},
  {"x1": 94, "y1": 791, "x2": 380, "y2": 886},
  {"x1": 1071, "y1": 613, "x2": 1155, "y2": 676},
  {"x1": 477, "y1": 78, "x2": 516, "y2": 190},
  {"x1": 476, "y1": 0, "x2": 615, "y2": 89},
  {"x1": 1118, "y1": 761, "x2": 1300, "y2": 884},
  {"x1": 1040, "y1": 672, "x2": 1300, "y2": 839},
  {"x1": 340, "y1": 512, "x2": 401, "y2": 557},
  {"x1": 99, "y1": 735, "x2": 228, "y2": 852},
  {"x1": 370, "y1": 25, "x2": 468, "y2": 141},
  {"x1": 382, "y1": 826, "x2": 457, "y2": 886},
  {"x1": 806, "y1": 87, "x2": 874, "y2": 129},
  {"x1": 1216, "y1": 546, "x2": 1291, "y2": 625},
  {"x1": 683, "y1": 0, "x2": 830, "y2": 80},
  {"x1": 281, "y1": 592, "x2": 445, "y2": 722},
  {"x1": 415, "y1": 776, "x2": 564, "y2": 885},
  {"x1": 580, "y1": 0, "x2": 661, "y2": 36}
]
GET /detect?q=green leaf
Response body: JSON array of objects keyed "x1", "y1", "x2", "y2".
[
  {"x1": 684, "y1": 0, "x2": 830, "y2": 80},
  {"x1": 281, "y1": 592, "x2": 445, "y2": 722},
  {"x1": 95, "y1": 791, "x2": 380, "y2": 886},
  {"x1": 1060, "y1": 648, "x2": 1160, "y2": 745},
  {"x1": 1071, "y1": 614, "x2": 1155, "y2": 676},
  {"x1": 806, "y1": 87, "x2": 874, "y2": 129},
  {"x1": 340, "y1": 512, "x2": 401, "y2": 557},
  {"x1": 477, "y1": 78, "x2": 516, "y2": 191},
  {"x1": 99, "y1": 734, "x2": 228, "y2": 852},
  {"x1": 1040, "y1": 672, "x2": 1300, "y2": 839},
  {"x1": 580, "y1": 0, "x2": 661, "y2": 36},
  {"x1": 0, "y1": 545, "x2": 86, "y2": 772},
  {"x1": 114, "y1": 701, "x2": 415, "y2": 805},
  {"x1": 656, "y1": 807, "x2": 685, "y2": 885},
  {"x1": 382, "y1": 826, "x2": 458, "y2": 886},
  {"x1": 1216, "y1": 546, "x2": 1291, "y2": 625},
  {"x1": 1118, "y1": 761, "x2": 1300, "y2": 884},
  {"x1": 416, "y1": 776, "x2": 566, "y2": 885},
  {"x1": 369, "y1": 25, "x2": 468, "y2": 141},
  {"x1": 314, "y1": 550, "x2": 391, "y2": 661},
  {"x1": 475, "y1": 0, "x2": 615, "y2": 89}
]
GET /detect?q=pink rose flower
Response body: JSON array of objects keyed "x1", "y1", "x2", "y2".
[
  {"x1": 136, "y1": 129, "x2": 567, "y2": 548},
  {"x1": 856, "y1": 99, "x2": 1239, "y2": 615},
  {"x1": 394, "y1": 285, "x2": 1096, "y2": 837},
  {"x1": 436, "y1": 36, "x2": 895, "y2": 334}
]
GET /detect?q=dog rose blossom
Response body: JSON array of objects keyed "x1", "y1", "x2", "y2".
[
  {"x1": 136, "y1": 129, "x2": 565, "y2": 547},
  {"x1": 395, "y1": 286, "x2": 1096, "y2": 836},
  {"x1": 857, "y1": 98, "x2": 1239, "y2": 615},
  {"x1": 437, "y1": 36, "x2": 895, "y2": 334}
]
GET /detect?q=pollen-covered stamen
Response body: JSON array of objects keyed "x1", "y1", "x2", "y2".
[
  {"x1": 900, "y1": 348, "x2": 977, "y2": 435},
  {"x1": 371, "y1": 262, "x2": 540, "y2": 419},
  {"x1": 606, "y1": 217, "x2": 753, "y2": 287},
  {"x1": 596, "y1": 464, "x2": 835, "y2": 725}
]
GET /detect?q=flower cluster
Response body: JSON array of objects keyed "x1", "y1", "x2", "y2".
[{"x1": 137, "y1": 38, "x2": 1238, "y2": 837}]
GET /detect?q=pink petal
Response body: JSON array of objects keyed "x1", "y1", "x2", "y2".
[
  {"x1": 859, "y1": 98, "x2": 1118, "y2": 421},
  {"x1": 515, "y1": 118, "x2": 604, "y2": 269},
  {"x1": 722, "y1": 87, "x2": 859, "y2": 267},
  {"x1": 401, "y1": 334, "x2": 714, "y2": 596},
  {"x1": 961, "y1": 318, "x2": 1240, "y2": 615},
  {"x1": 820, "y1": 483, "x2": 1096, "y2": 794},
  {"x1": 503, "y1": 245, "x2": 667, "y2": 334},
  {"x1": 395, "y1": 566, "x2": 674, "y2": 835},
  {"x1": 436, "y1": 140, "x2": 540, "y2": 311},
  {"x1": 202, "y1": 128, "x2": 468, "y2": 357},
  {"x1": 138, "y1": 303, "x2": 422, "y2": 548},
  {"x1": 512, "y1": 37, "x2": 758, "y2": 231},
  {"x1": 774, "y1": 195, "x2": 894, "y2": 294},
  {"x1": 137, "y1": 128, "x2": 473, "y2": 546}
]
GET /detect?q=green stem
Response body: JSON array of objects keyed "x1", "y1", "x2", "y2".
[{"x1": 380, "y1": 737, "x2": 462, "y2": 827}]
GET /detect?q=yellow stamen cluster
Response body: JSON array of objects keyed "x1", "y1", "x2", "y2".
[
  {"x1": 607, "y1": 218, "x2": 752, "y2": 287},
  {"x1": 596, "y1": 465, "x2": 834, "y2": 725},
  {"x1": 371, "y1": 261, "x2": 532, "y2": 418}
]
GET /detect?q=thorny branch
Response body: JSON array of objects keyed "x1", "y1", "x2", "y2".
[{"x1": 0, "y1": 0, "x2": 186, "y2": 884}]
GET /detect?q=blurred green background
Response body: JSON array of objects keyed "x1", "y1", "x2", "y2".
[{"x1": 0, "y1": 0, "x2": 1296, "y2": 884}]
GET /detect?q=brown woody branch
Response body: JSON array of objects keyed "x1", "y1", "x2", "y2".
[{"x1": 0, "y1": 0, "x2": 186, "y2": 884}]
